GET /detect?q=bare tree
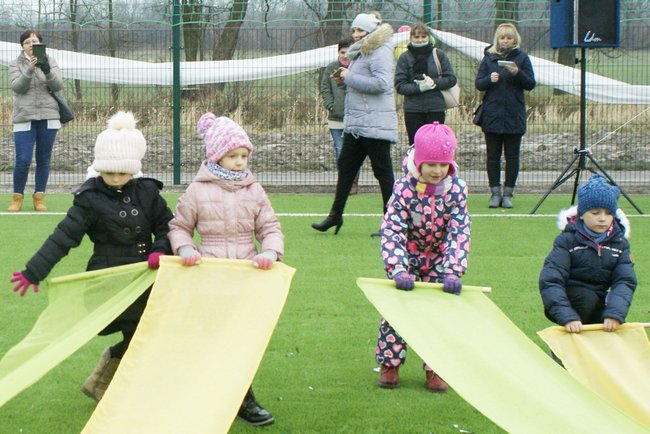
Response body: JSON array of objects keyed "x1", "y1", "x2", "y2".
[
  {"x1": 182, "y1": 0, "x2": 204, "y2": 61},
  {"x1": 495, "y1": 0, "x2": 518, "y2": 26},
  {"x1": 212, "y1": 0, "x2": 249, "y2": 61},
  {"x1": 68, "y1": 0, "x2": 83, "y2": 100}
]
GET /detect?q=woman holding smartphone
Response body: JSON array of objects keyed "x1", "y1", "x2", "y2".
[
  {"x1": 475, "y1": 23, "x2": 535, "y2": 209},
  {"x1": 8, "y1": 29, "x2": 63, "y2": 212}
]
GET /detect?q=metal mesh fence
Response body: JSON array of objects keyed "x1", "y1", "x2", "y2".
[{"x1": 0, "y1": 1, "x2": 649, "y2": 193}]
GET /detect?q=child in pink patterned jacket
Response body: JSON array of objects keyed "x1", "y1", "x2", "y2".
[
  {"x1": 376, "y1": 121, "x2": 471, "y2": 392},
  {"x1": 167, "y1": 113, "x2": 283, "y2": 427}
]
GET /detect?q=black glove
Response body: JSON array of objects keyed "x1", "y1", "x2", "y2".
[{"x1": 38, "y1": 61, "x2": 51, "y2": 75}]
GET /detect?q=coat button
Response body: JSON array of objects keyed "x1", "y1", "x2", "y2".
[
  {"x1": 123, "y1": 196, "x2": 131, "y2": 203},
  {"x1": 135, "y1": 226, "x2": 142, "y2": 233},
  {"x1": 123, "y1": 227, "x2": 131, "y2": 234},
  {"x1": 119, "y1": 210, "x2": 127, "y2": 218},
  {"x1": 131, "y1": 209, "x2": 139, "y2": 216}
]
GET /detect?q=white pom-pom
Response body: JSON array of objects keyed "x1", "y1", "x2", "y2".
[{"x1": 107, "y1": 111, "x2": 137, "y2": 131}]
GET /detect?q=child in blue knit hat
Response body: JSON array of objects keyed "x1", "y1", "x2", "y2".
[{"x1": 539, "y1": 174, "x2": 637, "y2": 334}]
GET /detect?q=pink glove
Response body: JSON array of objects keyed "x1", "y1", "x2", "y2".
[
  {"x1": 252, "y1": 250, "x2": 278, "y2": 270},
  {"x1": 393, "y1": 271, "x2": 415, "y2": 291},
  {"x1": 178, "y1": 246, "x2": 201, "y2": 266},
  {"x1": 443, "y1": 274, "x2": 462, "y2": 295},
  {"x1": 11, "y1": 271, "x2": 39, "y2": 296},
  {"x1": 147, "y1": 251, "x2": 164, "y2": 269}
]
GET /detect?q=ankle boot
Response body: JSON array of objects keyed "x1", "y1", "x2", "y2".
[
  {"x1": 311, "y1": 212, "x2": 343, "y2": 234},
  {"x1": 7, "y1": 193, "x2": 23, "y2": 212},
  {"x1": 238, "y1": 388, "x2": 275, "y2": 426},
  {"x1": 378, "y1": 365, "x2": 400, "y2": 389},
  {"x1": 425, "y1": 370, "x2": 448, "y2": 393},
  {"x1": 350, "y1": 174, "x2": 360, "y2": 195},
  {"x1": 33, "y1": 192, "x2": 47, "y2": 212},
  {"x1": 488, "y1": 186, "x2": 501, "y2": 208},
  {"x1": 501, "y1": 186, "x2": 514, "y2": 209},
  {"x1": 81, "y1": 347, "x2": 121, "y2": 402}
]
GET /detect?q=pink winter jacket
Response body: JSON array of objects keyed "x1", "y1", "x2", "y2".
[{"x1": 168, "y1": 162, "x2": 284, "y2": 260}]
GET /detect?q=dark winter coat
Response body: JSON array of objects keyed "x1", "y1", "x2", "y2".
[
  {"x1": 23, "y1": 177, "x2": 173, "y2": 284},
  {"x1": 474, "y1": 45, "x2": 535, "y2": 135},
  {"x1": 320, "y1": 60, "x2": 347, "y2": 122},
  {"x1": 395, "y1": 46, "x2": 457, "y2": 113},
  {"x1": 539, "y1": 206, "x2": 636, "y2": 325}
]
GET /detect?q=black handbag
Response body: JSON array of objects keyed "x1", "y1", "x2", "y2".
[
  {"x1": 50, "y1": 90, "x2": 74, "y2": 124},
  {"x1": 472, "y1": 103, "x2": 483, "y2": 126}
]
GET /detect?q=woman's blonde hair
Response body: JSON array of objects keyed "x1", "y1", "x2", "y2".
[{"x1": 488, "y1": 23, "x2": 521, "y2": 54}]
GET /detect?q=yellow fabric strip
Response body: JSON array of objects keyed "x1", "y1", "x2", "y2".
[
  {"x1": 0, "y1": 263, "x2": 156, "y2": 408},
  {"x1": 538, "y1": 324, "x2": 650, "y2": 429},
  {"x1": 357, "y1": 277, "x2": 648, "y2": 434},
  {"x1": 82, "y1": 257, "x2": 295, "y2": 434}
]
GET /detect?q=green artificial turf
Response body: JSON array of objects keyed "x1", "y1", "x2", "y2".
[{"x1": 0, "y1": 192, "x2": 648, "y2": 433}]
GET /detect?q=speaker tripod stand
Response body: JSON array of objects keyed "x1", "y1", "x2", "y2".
[{"x1": 530, "y1": 47, "x2": 643, "y2": 215}]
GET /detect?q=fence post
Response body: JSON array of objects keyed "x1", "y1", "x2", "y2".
[{"x1": 171, "y1": 0, "x2": 182, "y2": 185}]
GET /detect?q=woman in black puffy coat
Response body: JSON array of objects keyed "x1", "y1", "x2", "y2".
[{"x1": 475, "y1": 23, "x2": 535, "y2": 209}]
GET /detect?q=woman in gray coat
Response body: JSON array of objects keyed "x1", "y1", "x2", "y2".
[
  {"x1": 312, "y1": 13, "x2": 397, "y2": 235},
  {"x1": 7, "y1": 29, "x2": 63, "y2": 213}
]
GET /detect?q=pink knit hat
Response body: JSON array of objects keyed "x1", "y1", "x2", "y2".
[
  {"x1": 197, "y1": 113, "x2": 253, "y2": 163},
  {"x1": 413, "y1": 121, "x2": 457, "y2": 175}
]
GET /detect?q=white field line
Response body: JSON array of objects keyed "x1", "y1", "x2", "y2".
[{"x1": 2, "y1": 212, "x2": 650, "y2": 218}]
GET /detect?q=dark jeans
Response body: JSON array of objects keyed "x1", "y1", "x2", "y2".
[
  {"x1": 13, "y1": 120, "x2": 58, "y2": 194},
  {"x1": 404, "y1": 111, "x2": 446, "y2": 146},
  {"x1": 485, "y1": 132, "x2": 522, "y2": 188},
  {"x1": 331, "y1": 134, "x2": 394, "y2": 216}
]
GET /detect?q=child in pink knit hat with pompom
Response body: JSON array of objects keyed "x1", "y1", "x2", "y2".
[
  {"x1": 375, "y1": 121, "x2": 471, "y2": 393},
  {"x1": 167, "y1": 112, "x2": 283, "y2": 426}
]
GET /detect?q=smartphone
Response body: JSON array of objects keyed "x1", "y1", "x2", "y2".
[
  {"x1": 497, "y1": 60, "x2": 515, "y2": 68},
  {"x1": 32, "y1": 43, "x2": 46, "y2": 64},
  {"x1": 331, "y1": 67, "x2": 343, "y2": 78}
]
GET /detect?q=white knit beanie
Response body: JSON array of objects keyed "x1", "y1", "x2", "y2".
[
  {"x1": 91, "y1": 111, "x2": 146, "y2": 175},
  {"x1": 351, "y1": 13, "x2": 380, "y2": 33}
]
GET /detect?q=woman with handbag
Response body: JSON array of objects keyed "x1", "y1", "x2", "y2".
[
  {"x1": 8, "y1": 29, "x2": 63, "y2": 212},
  {"x1": 395, "y1": 23, "x2": 458, "y2": 146},
  {"x1": 475, "y1": 23, "x2": 536, "y2": 209}
]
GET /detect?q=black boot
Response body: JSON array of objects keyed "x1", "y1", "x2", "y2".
[
  {"x1": 311, "y1": 212, "x2": 343, "y2": 234},
  {"x1": 238, "y1": 388, "x2": 274, "y2": 426}
]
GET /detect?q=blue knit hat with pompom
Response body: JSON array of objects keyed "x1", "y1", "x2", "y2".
[{"x1": 577, "y1": 174, "x2": 619, "y2": 216}]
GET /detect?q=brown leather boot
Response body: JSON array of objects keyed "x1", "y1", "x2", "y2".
[
  {"x1": 7, "y1": 194, "x2": 23, "y2": 212},
  {"x1": 378, "y1": 365, "x2": 400, "y2": 388},
  {"x1": 425, "y1": 370, "x2": 448, "y2": 393},
  {"x1": 81, "y1": 348, "x2": 121, "y2": 402},
  {"x1": 33, "y1": 192, "x2": 47, "y2": 212}
]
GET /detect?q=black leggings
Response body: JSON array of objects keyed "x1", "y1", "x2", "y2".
[
  {"x1": 404, "y1": 111, "x2": 445, "y2": 146},
  {"x1": 331, "y1": 134, "x2": 394, "y2": 216},
  {"x1": 485, "y1": 132, "x2": 522, "y2": 188},
  {"x1": 100, "y1": 288, "x2": 151, "y2": 358}
]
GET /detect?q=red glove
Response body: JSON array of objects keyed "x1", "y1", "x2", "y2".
[
  {"x1": 147, "y1": 251, "x2": 164, "y2": 269},
  {"x1": 11, "y1": 271, "x2": 39, "y2": 296},
  {"x1": 252, "y1": 250, "x2": 278, "y2": 270}
]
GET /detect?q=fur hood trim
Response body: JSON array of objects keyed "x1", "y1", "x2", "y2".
[
  {"x1": 556, "y1": 205, "x2": 631, "y2": 239},
  {"x1": 348, "y1": 23, "x2": 394, "y2": 58}
]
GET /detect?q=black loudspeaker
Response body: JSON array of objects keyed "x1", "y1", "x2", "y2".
[{"x1": 550, "y1": 0, "x2": 620, "y2": 48}]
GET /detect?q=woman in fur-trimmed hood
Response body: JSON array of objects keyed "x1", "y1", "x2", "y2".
[
  {"x1": 311, "y1": 13, "x2": 398, "y2": 236},
  {"x1": 539, "y1": 175, "x2": 637, "y2": 333}
]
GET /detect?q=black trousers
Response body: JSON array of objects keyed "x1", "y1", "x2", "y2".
[
  {"x1": 404, "y1": 111, "x2": 445, "y2": 146},
  {"x1": 484, "y1": 132, "x2": 523, "y2": 188},
  {"x1": 331, "y1": 134, "x2": 394, "y2": 216},
  {"x1": 100, "y1": 288, "x2": 151, "y2": 358},
  {"x1": 545, "y1": 287, "x2": 605, "y2": 325}
]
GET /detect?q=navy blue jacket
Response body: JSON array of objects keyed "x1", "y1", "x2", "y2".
[
  {"x1": 539, "y1": 207, "x2": 636, "y2": 325},
  {"x1": 475, "y1": 45, "x2": 536, "y2": 135}
]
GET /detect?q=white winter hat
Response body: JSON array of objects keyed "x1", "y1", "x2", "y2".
[
  {"x1": 91, "y1": 111, "x2": 146, "y2": 175},
  {"x1": 351, "y1": 13, "x2": 380, "y2": 33}
]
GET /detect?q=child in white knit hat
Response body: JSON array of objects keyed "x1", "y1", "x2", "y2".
[
  {"x1": 168, "y1": 112, "x2": 284, "y2": 427},
  {"x1": 10, "y1": 111, "x2": 174, "y2": 402}
]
